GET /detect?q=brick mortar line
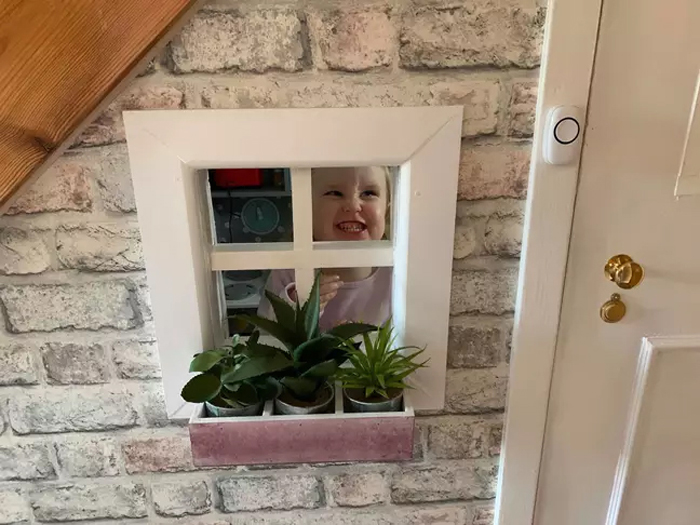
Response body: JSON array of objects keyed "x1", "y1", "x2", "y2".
[{"x1": 142, "y1": 67, "x2": 540, "y2": 85}]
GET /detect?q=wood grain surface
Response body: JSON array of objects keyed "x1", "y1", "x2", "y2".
[{"x1": 0, "y1": 0, "x2": 198, "y2": 207}]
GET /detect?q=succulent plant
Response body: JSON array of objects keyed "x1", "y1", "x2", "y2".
[
  {"x1": 337, "y1": 319, "x2": 428, "y2": 400},
  {"x1": 236, "y1": 273, "x2": 377, "y2": 401},
  {"x1": 180, "y1": 334, "x2": 288, "y2": 408}
]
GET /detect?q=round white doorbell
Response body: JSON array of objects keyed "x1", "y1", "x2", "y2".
[{"x1": 543, "y1": 106, "x2": 585, "y2": 165}]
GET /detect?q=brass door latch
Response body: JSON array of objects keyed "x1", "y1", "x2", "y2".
[
  {"x1": 600, "y1": 255, "x2": 644, "y2": 323},
  {"x1": 604, "y1": 254, "x2": 644, "y2": 289}
]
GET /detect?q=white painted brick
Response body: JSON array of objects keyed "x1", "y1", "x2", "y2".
[
  {"x1": 458, "y1": 143, "x2": 531, "y2": 200},
  {"x1": 456, "y1": 198, "x2": 526, "y2": 220},
  {"x1": 136, "y1": 381, "x2": 169, "y2": 427},
  {"x1": 0, "y1": 281, "x2": 142, "y2": 333},
  {"x1": 448, "y1": 316, "x2": 510, "y2": 368},
  {"x1": 0, "y1": 443, "x2": 55, "y2": 481},
  {"x1": 488, "y1": 421, "x2": 503, "y2": 457},
  {"x1": 170, "y1": 10, "x2": 304, "y2": 73},
  {"x1": 56, "y1": 223, "x2": 144, "y2": 272},
  {"x1": 229, "y1": 506, "x2": 469, "y2": 525},
  {"x1": 112, "y1": 339, "x2": 161, "y2": 379},
  {"x1": 451, "y1": 268, "x2": 518, "y2": 315},
  {"x1": 420, "y1": 415, "x2": 494, "y2": 459},
  {"x1": 75, "y1": 86, "x2": 184, "y2": 147},
  {"x1": 9, "y1": 387, "x2": 137, "y2": 434},
  {"x1": 91, "y1": 145, "x2": 137, "y2": 213},
  {"x1": 453, "y1": 224, "x2": 477, "y2": 259},
  {"x1": 122, "y1": 436, "x2": 193, "y2": 474},
  {"x1": 325, "y1": 472, "x2": 389, "y2": 507},
  {"x1": 508, "y1": 80, "x2": 539, "y2": 137},
  {"x1": 6, "y1": 158, "x2": 92, "y2": 215},
  {"x1": 445, "y1": 366, "x2": 509, "y2": 414},
  {"x1": 152, "y1": 480, "x2": 211, "y2": 517},
  {"x1": 0, "y1": 344, "x2": 38, "y2": 385},
  {"x1": 391, "y1": 460, "x2": 498, "y2": 503},
  {"x1": 31, "y1": 482, "x2": 147, "y2": 521},
  {"x1": 194, "y1": 74, "x2": 499, "y2": 137},
  {"x1": 0, "y1": 488, "x2": 29, "y2": 524},
  {"x1": 484, "y1": 214, "x2": 524, "y2": 257},
  {"x1": 0, "y1": 228, "x2": 51, "y2": 275},
  {"x1": 41, "y1": 343, "x2": 109, "y2": 385},
  {"x1": 54, "y1": 437, "x2": 119, "y2": 477},
  {"x1": 308, "y1": 8, "x2": 396, "y2": 71},
  {"x1": 217, "y1": 475, "x2": 322, "y2": 512},
  {"x1": 473, "y1": 502, "x2": 497, "y2": 525},
  {"x1": 400, "y1": 3, "x2": 544, "y2": 69}
]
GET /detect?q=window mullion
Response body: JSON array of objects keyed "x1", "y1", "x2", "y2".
[{"x1": 291, "y1": 168, "x2": 314, "y2": 301}]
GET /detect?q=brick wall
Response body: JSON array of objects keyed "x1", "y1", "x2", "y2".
[{"x1": 0, "y1": 0, "x2": 542, "y2": 522}]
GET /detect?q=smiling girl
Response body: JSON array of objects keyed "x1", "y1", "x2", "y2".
[{"x1": 257, "y1": 166, "x2": 392, "y2": 332}]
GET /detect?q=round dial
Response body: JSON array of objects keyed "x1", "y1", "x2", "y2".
[{"x1": 241, "y1": 198, "x2": 280, "y2": 235}]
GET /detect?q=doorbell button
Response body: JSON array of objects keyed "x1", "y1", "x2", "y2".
[
  {"x1": 543, "y1": 106, "x2": 585, "y2": 165},
  {"x1": 554, "y1": 117, "x2": 580, "y2": 144}
]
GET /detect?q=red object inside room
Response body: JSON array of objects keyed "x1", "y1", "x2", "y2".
[{"x1": 213, "y1": 168, "x2": 262, "y2": 188}]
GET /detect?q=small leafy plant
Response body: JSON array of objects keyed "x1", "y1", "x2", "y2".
[
  {"x1": 236, "y1": 273, "x2": 377, "y2": 402},
  {"x1": 337, "y1": 320, "x2": 428, "y2": 400},
  {"x1": 181, "y1": 334, "x2": 290, "y2": 408}
]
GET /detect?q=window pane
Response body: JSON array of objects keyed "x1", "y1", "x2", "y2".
[
  {"x1": 312, "y1": 267, "x2": 392, "y2": 332},
  {"x1": 220, "y1": 268, "x2": 294, "y2": 337},
  {"x1": 311, "y1": 166, "x2": 396, "y2": 244},
  {"x1": 208, "y1": 168, "x2": 293, "y2": 244}
]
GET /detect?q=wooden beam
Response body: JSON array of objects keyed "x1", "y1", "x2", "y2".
[{"x1": 0, "y1": 0, "x2": 199, "y2": 208}]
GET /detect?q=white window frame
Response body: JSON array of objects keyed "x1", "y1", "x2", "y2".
[{"x1": 124, "y1": 107, "x2": 462, "y2": 419}]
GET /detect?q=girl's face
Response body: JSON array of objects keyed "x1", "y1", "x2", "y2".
[{"x1": 312, "y1": 167, "x2": 388, "y2": 242}]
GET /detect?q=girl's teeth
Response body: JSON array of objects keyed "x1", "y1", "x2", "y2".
[{"x1": 339, "y1": 223, "x2": 364, "y2": 232}]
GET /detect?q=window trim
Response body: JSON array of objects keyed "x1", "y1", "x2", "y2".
[{"x1": 124, "y1": 107, "x2": 462, "y2": 419}]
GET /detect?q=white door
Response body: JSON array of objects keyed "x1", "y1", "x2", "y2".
[{"x1": 534, "y1": 0, "x2": 700, "y2": 524}]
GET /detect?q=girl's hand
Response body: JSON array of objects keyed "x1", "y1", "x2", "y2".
[
  {"x1": 319, "y1": 274, "x2": 343, "y2": 311},
  {"x1": 286, "y1": 274, "x2": 343, "y2": 311}
]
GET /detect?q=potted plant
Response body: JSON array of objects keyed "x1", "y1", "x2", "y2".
[
  {"x1": 180, "y1": 333, "x2": 291, "y2": 417},
  {"x1": 337, "y1": 320, "x2": 428, "y2": 413},
  {"x1": 236, "y1": 273, "x2": 377, "y2": 415}
]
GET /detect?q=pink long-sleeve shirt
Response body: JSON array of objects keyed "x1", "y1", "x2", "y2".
[{"x1": 257, "y1": 268, "x2": 392, "y2": 332}]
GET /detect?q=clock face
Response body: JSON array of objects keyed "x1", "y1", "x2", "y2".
[{"x1": 241, "y1": 198, "x2": 280, "y2": 235}]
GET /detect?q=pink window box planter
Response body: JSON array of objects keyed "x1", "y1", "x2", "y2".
[{"x1": 188, "y1": 384, "x2": 415, "y2": 466}]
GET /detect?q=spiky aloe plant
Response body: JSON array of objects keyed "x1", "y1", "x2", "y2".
[
  {"x1": 336, "y1": 319, "x2": 428, "y2": 400},
  {"x1": 234, "y1": 273, "x2": 377, "y2": 401}
]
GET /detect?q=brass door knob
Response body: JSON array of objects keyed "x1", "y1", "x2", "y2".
[
  {"x1": 604, "y1": 254, "x2": 644, "y2": 289},
  {"x1": 600, "y1": 293, "x2": 626, "y2": 323}
]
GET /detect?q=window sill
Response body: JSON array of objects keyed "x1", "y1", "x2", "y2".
[{"x1": 188, "y1": 384, "x2": 415, "y2": 466}]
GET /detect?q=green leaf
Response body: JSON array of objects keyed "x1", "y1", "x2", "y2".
[
  {"x1": 254, "y1": 376, "x2": 283, "y2": 401},
  {"x1": 181, "y1": 374, "x2": 221, "y2": 403},
  {"x1": 327, "y1": 322, "x2": 377, "y2": 341},
  {"x1": 189, "y1": 351, "x2": 225, "y2": 373},
  {"x1": 243, "y1": 341, "x2": 289, "y2": 359},
  {"x1": 236, "y1": 314, "x2": 297, "y2": 350},
  {"x1": 301, "y1": 359, "x2": 338, "y2": 379},
  {"x1": 226, "y1": 382, "x2": 259, "y2": 405},
  {"x1": 221, "y1": 353, "x2": 293, "y2": 384},
  {"x1": 293, "y1": 335, "x2": 339, "y2": 363},
  {"x1": 281, "y1": 376, "x2": 319, "y2": 399},
  {"x1": 295, "y1": 295, "x2": 305, "y2": 341},
  {"x1": 265, "y1": 290, "x2": 297, "y2": 331},
  {"x1": 326, "y1": 345, "x2": 350, "y2": 366},
  {"x1": 302, "y1": 272, "x2": 321, "y2": 340}
]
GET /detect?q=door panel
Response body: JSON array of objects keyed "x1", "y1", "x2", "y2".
[
  {"x1": 610, "y1": 337, "x2": 700, "y2": 525},
  {"x1": 534, "y1": 0, "x2": 700, "y2": 523}
]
